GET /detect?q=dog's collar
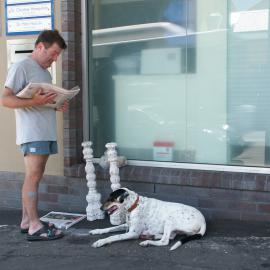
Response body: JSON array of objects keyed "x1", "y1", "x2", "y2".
[{"x1": 128, "y1": 196, "x2": 139, "y2": 213}]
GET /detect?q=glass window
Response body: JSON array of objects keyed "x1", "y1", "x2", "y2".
[
  {"x1": 90, "y1": 0, "x2": 270, "y2": 167},
  {"x1": 228, "y1": 0, "x2": 270, "y2": 167}
]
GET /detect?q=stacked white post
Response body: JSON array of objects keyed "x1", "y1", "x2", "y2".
[
  {"x1": 105, "y1": 142, "x2": 125, "y2": 225},
  {"x1": 82, "y1": 141, "x2": 104, "y2": 221},
  {"x1": 105, "y1": 142, "x2": 121, "y2": 191}
]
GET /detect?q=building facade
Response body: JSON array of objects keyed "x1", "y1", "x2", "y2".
[{"x1": 0, "y1": 0, "x2": 270, "y2": 222}]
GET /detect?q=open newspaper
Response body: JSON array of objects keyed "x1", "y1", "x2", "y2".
[
  {"x1": 40, "y1": 211, "x2": 86, "y2": 229},
  {"x1": 16, "y1": 82, "x2": 80, "y2": 108}
]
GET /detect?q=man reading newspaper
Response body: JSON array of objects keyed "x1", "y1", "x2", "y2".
[{"x1": 0, "y1": 30, "x2": 69, "y2": 241}]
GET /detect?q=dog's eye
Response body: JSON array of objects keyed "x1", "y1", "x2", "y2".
[
  {"x1": 118, "y1": 192, "x2": 129, "y2": 203},
  {"x1": 118, "y1": 197, "x2": 124, "y2": 203},
  {"x1": 117, "y1": 195, "x2": 124, "y2": 203}
]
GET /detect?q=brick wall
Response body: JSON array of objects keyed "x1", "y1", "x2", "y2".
[
  {"x1": 96, "y1": 166, "x2": 270, "y2": 222},
  {"x1": 1, "y1": 167, "x2": 270, "y2": 222},
  {"x1": 61, "y1": 0, "x2": 84, "y2": 170}
]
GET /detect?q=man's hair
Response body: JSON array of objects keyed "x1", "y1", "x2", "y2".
[{"x1": 35, "y1": 29, "x2": 67, "y2": 49}]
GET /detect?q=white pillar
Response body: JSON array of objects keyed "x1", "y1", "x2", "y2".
[
  {"x1": 105, "y1": 142, "x2": 125, "y2": 225},
  {"x1": 82, "y1": 141, "x2": 104, "y2": 221},
  {"x1": 105, "y1": 142, "x2": 121, "y2": 191}
]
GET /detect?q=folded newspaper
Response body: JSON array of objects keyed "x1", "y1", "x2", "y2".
[
  {"x1": 40, "y1": 211, "x2": 86, "y2": 229},
  {"x1": 16, "y1": 82, "x2": 80, "y2": 108}
]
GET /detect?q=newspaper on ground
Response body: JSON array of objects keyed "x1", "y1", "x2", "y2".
[
  {"x1": 16, "y1": 82, "x2": 80, "y2": 108},
  {"x1": 40, "y1": 211, "x2": 86, "y2": 229}
]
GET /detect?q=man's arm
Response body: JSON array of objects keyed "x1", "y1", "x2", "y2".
[{"x1": 1, "y1": 87, "x2": 57, "y2": 109}]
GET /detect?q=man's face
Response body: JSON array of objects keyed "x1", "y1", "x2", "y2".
[{"x1": 37, "y1": 42, "x2": 63, "y2": 69}]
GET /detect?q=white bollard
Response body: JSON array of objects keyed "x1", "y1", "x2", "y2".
[
  {"x1": 105, "y1": 142, "x2": 121, "y2": 191},
  {"x1": 82, "y1": 141, "x2": 104, "y2": 221},
  {"x1": 105, "y1": 142, "x2": 125, "y2": 225}
]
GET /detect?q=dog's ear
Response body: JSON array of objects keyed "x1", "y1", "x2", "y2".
[{"x1": 118, "y1": 191, "x2": 129, "y2": 203}]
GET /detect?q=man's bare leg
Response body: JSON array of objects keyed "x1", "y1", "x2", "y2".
[{"x1": 21, "y1": 154, "x2": 48, "y2": 234}]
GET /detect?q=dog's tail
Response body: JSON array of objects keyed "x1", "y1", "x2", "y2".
[
  {"x1": 170, "y1": 234, "x2": 202, "y2": 251},
  {"x1": 170, "y1": 222, "x2": 206, "y2": 251}
]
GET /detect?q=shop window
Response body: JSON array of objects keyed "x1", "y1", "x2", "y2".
[{"x1": 89, "y1": 0, "x2": 270, "y2": 167}]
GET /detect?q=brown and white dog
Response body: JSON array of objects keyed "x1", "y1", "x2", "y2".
[{"x1": 89, "y1": 188, "x2": 206, "y2": 250}]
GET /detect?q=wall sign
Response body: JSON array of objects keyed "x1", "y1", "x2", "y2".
[{"x1": 5, "y1": 0, "x2": 54, "y2": 36}]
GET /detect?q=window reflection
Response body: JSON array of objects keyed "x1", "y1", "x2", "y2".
[{"x1": 228, "y1": 0, "x2": 270, "y2": 166}]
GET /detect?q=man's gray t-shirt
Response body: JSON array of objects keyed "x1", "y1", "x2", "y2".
[{"x1": 5, "y1": 57, "x2": 57, "y2": 145}]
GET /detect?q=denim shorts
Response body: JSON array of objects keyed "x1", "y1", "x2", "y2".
[{"x1": 20, "y1": 141, "x2": 58, "y2": 156}]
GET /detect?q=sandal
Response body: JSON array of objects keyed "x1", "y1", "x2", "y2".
[
  {"x1": 20, "y1": 221, "x2": 56, "y2": 234},
  {"x1": 27, "y1": 225, "x2": 64, "y2": 241},
  {"x1": 20, "y1": 228, "x2": 29, "y2": 234}
]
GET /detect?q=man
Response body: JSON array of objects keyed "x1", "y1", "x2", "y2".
[{"x1": 1, "y1": 30, "x2": 67, "y2": 241}]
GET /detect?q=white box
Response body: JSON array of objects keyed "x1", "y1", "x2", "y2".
[{"x1": 140, "y1": 48, "x2": 182, "y2": 74}]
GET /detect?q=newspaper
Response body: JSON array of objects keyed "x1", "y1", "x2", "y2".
[
  {"x1": 40, "y1": 211, "x2": 86, "y2": 229},
  {"x1": 16, "y1": 82, "x2": 80, "y2": 108}
]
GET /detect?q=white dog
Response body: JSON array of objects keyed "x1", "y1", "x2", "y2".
[{"x1": 90, "y1": 188, "x2": 206, "y2": 250}]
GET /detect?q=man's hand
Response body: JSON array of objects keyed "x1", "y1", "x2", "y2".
[
  {"x1": 1, "y1": 87, "x2": 60, "y2": 109},
  {"x1": 1, "y1": 87, "x2": 54, "y2": 109},
  {"x1": 55, "y1": 100, "x2": 68, "y2": 112},
  {"x1": 32, "y1": 89, "x2": 57, "y2": 106}
]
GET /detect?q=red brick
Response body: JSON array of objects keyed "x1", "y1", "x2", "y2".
[
  {"x1": 228, "y1": 201, "x2": 256, "y2": 212},
  {"x1": 241, "y1": 213, "x2": 270, "y2": 222},
  {"x1": 211, "y1": 210, "x2": 241, "y2": 220},
  {"x1": 47, "y1": 185, "x2": 68, "y2": 194},
  {"x1": 198, "y1": 199, "x2": 216, "y2": 209},
  {"x1": 257, "y1": 204, "x2": 270, "y2": 213},
  {"x1": 39, "y1": 193, "x2": 58, "y2": 203}
]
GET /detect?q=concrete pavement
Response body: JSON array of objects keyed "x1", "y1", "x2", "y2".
[{"x1": 0, "y1": 209, "x2": 270, "y2": 270}]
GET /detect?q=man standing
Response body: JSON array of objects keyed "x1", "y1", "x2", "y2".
[{"x1": 1, "y1": 30, "x2": 67, "y2": 241}]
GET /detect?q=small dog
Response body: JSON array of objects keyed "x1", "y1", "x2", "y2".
[{"x1": 90, "y1": 188, "x2": 206, "y2": 250}]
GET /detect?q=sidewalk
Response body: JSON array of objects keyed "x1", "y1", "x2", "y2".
[{"x1": 0, "y1": 209, "x2": 270, "y2": 270}]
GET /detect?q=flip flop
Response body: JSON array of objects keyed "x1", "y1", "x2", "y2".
[
  {"x1": 27, "y1": 225, "x2": 64, "y2": 241},
  {"x1": 20, "y1": 221, "x2": 56, "y2": 234},
  {"x1": 20, "y1": 228, "x2": 29, "y2": 234}
]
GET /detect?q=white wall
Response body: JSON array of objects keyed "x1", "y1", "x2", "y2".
[{"x1": 0, "y1": 0, "x2": 64, "y2": 175}]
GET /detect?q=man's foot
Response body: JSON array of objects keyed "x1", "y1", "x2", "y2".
[
  {"x1": 20, "y1": 220, "x2": 56, "y2": 234},
  {"x1": 20, "y1": 219, "x2": 30, "y2": 233},
  {"x1": 27, "y1": 225, "x2": 64, "y2": 241}
]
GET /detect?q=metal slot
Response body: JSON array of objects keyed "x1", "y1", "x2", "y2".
[{"x1": 15, "y1": 50, "x2": 33, "y2": 54}]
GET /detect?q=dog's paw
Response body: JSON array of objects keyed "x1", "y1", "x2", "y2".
[
  {"x1": 139, "y1": 240, "x2": 150, "y2": 247},
  {"x1": 92, "y1": 239, "x2": 106, "y2": 248},
  {"x1": 89, "y1": 229, "x2": 104, "y2": 235}
]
